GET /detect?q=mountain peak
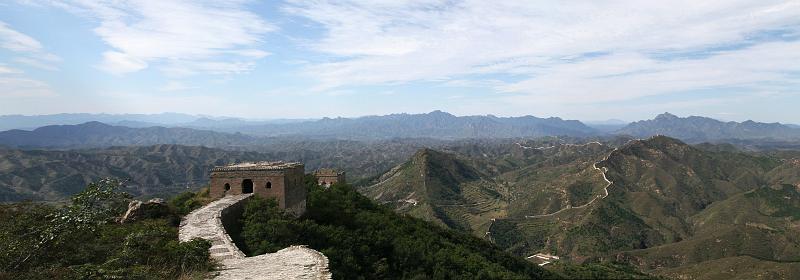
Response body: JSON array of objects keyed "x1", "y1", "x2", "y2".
[
  {"x1": 654, "y1": 112, "x2": 679, "y2": 120},
  {"x1": 426, "y1": 110, "x2": 455, "y2": 117}
]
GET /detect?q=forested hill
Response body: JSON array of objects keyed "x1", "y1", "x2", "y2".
[{"x1": 365, "y1": 135, "x2": 800, "y2": 279}]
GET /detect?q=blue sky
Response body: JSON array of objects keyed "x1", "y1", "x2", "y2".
[{"x1": 0, "y1": 1, "x2": 798, "y2": 123}]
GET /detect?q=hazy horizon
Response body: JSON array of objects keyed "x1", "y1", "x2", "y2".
[
  {"x1": 2, "y1": 110, "x2": 798, "y2": 126},
  {"x1": 1, "y1": 1, "x2": 799, "y2": 123}
]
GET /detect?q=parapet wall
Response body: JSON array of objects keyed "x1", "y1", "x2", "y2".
[
  {"x1": 179, "y1": 194, "x2": 331, "y2": 279},
  {"x1": 179, "y1": 194, "x2": 250, "y2": 260}
]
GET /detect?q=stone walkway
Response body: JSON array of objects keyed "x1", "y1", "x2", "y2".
[{"x1": 179, "y1": 194, "x2": 331, "y2": 279}]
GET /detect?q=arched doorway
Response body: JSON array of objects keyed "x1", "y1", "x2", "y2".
[{"x1": 242, "y1": 179, "x2": 253, "y2": 194}]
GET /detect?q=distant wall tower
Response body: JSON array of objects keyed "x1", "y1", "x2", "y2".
[
  {"x1": 210, "y1": 161, "x2": 306, "y2": 215},
  {"x1": 313, "y1": 168, "x2": 346, "y2": 187}
]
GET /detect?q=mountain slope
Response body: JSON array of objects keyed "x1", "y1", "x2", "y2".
[
  {"x1": 360, "y1": 148, "x2": 503, "y2": 232},
  {"x1": 492, "y1": 136, "x2": 785, "y2": 255},
  {"x1": 362, "y1": 140, "x2": 615, "y2": 236},
  {"x1": 616, "y1": 113, "x2": 800, "y2": 142},
  {"x1": 0, "y1": 145, "x2": 268, "y2": 201},
  {"x1": 368, "y1": 136, "x2": 800, "y2": 279}
]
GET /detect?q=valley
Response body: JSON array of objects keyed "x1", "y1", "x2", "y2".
[{"x1": 2, "y1": 112, "x2": 800, "y2": 279}]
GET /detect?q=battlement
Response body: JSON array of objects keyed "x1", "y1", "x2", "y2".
[
  {"x1": 212, "y1": 161, "x2": 303, "y2": 172},
  {"x1": 313, "y1": 168, "x2": 345, "y2": 176}
]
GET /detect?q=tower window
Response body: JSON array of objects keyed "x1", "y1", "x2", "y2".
[
  {"x1": 266, "y1": 181, "x2": 272, "y2": 189},
  {"x1": 224, "y1": 183, "x2": 231, "y2": 191}
]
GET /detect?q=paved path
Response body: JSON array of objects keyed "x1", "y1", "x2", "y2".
[{"x1": 179, "y1": 194, "x2": 331, "y2": 279}]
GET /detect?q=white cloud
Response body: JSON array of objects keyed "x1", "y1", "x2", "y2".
[
  {"x1": 498, "y1": 41, "x2": 800, "y2": 104},
  {"x1": 0, "y1": 21, "x2": 43, "y2": 52},
  {"x1": 99, "y1": 51, "x2": 148, "y2": 74},
  {"x1": 0, "y1": 20, "x2": 61, "y2": 70},
  {"x1": 0, "y1": 22, "x2": 58, "y2": 98},
  {"x1": 50, "y1": 0, "x2": 274, "y2": 76},
  {"x1": 285, "y1": 0, "x2": 800, "y2": 102}
]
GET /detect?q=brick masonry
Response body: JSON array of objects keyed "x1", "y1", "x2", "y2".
[
  {"x1": 210, "y1": 162, "x2": 306, "y2": 215},
  {"x1": 313, "y1": 168, "x2": 346, "y2": 187}
]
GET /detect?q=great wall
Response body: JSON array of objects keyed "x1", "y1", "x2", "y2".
[{"x1": 179, "y1": 193, "x2": 332, "y2": 280}]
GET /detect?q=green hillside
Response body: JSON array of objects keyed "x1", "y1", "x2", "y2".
[{"x1": 365, "y1": 136, "x2": 800, "y2": 279}]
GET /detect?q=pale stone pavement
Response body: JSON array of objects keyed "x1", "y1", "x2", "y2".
[{"x1": 179, "y1": 194, "x2": 331, "y2": 279}]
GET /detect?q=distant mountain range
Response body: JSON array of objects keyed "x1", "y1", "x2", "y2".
[
  {"x1": 1, "y1": 111, "x2": 799, "y2": 146},
  {"x1": 615, "y1": 113, "x2": 800, "y2": 142},
  {"x1": 0, "y1": 111, "x2": 598, "y2": 148},
  {"x1": 227, "y1": 110, "x2": 597, "y2": 139},
  {"x1": 0, "y1": 112, "x2": 200, "y2": 131},
  {"x1": 0, "y1": 112, "x2": 312, "y2": 131},
  {"x1": 0, "y1": 121, "x2": 262, "y2": 149}
]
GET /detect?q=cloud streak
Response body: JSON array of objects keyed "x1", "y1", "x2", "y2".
[
  {"x1": 285, "y1": 0, "x2": 800, "y2": 103},
  {"x1": 51, "y1": 0, "x2": 274, "y2": 76},
  {"x1": 0, "y1": 20, "x2": 60, "y2": 70}
]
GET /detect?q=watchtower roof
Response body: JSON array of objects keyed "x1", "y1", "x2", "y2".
[{"x1": 212, "y1": 161, "x2": 303, "y2": 172}]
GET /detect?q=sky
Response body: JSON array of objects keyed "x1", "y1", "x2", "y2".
[{"x1": 0, "y1": 1, "x2": 799, "y2": 123}]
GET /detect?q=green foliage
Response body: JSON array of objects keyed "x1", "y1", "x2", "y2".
[
  {"x1": 236, "y1": 178, "x2": 558, "y2": 280},
  {"x1": 49, "y1": 178, "x2": 131, "y2": 236},
  {"x1": 169, "y1": 187, "x2": 211, "y2": 216},
  {"x1": 0, "y1": 178, "x2": 214, "y2": 279},
  {"x1": 239, "y1": 197, "x2": 301, "y2": 255}
]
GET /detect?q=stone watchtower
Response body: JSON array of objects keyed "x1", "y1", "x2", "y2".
[
  {"x1": 313, "y1": 168, "x2": 346, "y2": 187},
  {"x1": 210, "y1": 161, "x2": 306, "y2": 215}
]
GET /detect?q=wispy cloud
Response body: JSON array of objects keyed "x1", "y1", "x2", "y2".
[
  {"x1": 0, "y1": 63, "x2": 55, "y2": 98},
  {"x1": 48, "y1": 0, "x2": 275, "y2": 76},
  {"x1": 285, "y1": 0, "x2": 800, "y2": 103},
  {"x1": 0, "y1": 20, "x2": 61, "y2": 70},
  {"x1": 0, "y1": 22, "x2": 57, "y2": 98}
]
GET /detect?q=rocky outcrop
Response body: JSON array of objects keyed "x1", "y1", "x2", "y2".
[
  {"x1": 179, "y1": 194, "x2": 331, "y2": 279},
  {"x1": 118, "y1": 198, "x2": 169, "y2": 223}
]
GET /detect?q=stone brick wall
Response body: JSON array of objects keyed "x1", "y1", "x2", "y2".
[
  {"x1": 316, "y1": 174, "x2": 345, "y2": 186},
  {"x1": 315, "y1": 169, "x2": 346, "y2": 186},
  {"x1": 210, "y1": 165, "x2": 306, "y2": 215}
]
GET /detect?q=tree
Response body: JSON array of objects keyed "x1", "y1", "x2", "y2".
[{"x1": 3, "y1": 178, "x2": 130, "y2": 271}]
